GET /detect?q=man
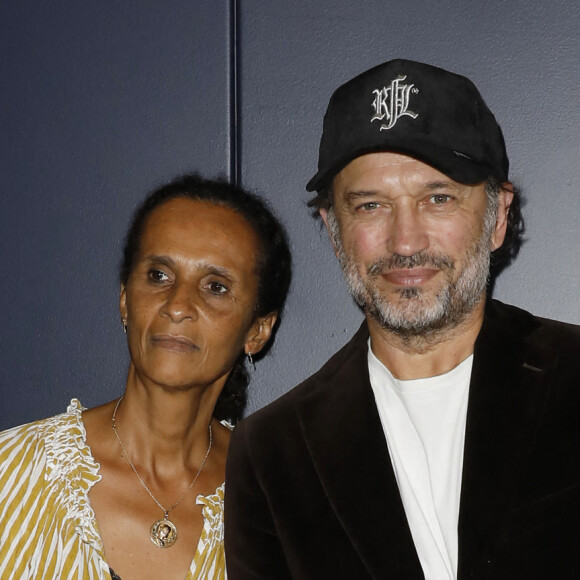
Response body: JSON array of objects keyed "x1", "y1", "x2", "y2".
[{"x1": 225, "y1": 59, "x2": 580, "y2": 579}]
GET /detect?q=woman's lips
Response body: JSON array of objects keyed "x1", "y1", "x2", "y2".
[
  {"x1": 380, "y1": 268, "x2": 439, "y2": 286},
  {"x1": 151, "y1": 335, "x2": 199, "y2": 352}
]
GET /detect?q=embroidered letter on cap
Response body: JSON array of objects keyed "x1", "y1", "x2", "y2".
[{"x1": 371, "y1": 75, "x2": 418, "y2": 131}]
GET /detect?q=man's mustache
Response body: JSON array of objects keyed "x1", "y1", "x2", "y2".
[{"x1": 367, "y1": 252, "x2": 455, "y2": 276}]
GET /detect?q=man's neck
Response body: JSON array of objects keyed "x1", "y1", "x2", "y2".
[{"x1": 367, "y1": 300, "x2": 486, "y2": 380}]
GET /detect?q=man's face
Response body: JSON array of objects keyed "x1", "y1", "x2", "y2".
[{"x1": 321, "y1": 152, "x2": 510, "y2": 337}]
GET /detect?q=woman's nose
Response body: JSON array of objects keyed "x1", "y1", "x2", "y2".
[{"x1": 160, "y1": 284, "x2": 197, "y2": 322}]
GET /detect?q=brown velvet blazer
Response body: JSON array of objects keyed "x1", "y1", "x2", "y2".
[{"x1": 225, "y1": 300, "x2": 580, "y2": 579}]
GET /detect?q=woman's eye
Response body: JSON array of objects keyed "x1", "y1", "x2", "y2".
[
  {"x1": 206, "y1": 281, "x2": 228, "y2": 294},
  {"x1": 148, "y1": 269, "x2": 170, "y2": 283},
  {"x1": 429, "y1": 194, "x2": 452, "y2": 205}
]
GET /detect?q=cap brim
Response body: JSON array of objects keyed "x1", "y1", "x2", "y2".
[{"x1": 306, "y1": 143, "x2": 490, "y2": 192}]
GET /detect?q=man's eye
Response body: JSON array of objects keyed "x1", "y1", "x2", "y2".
[
  {"x1": 358, "y1": 202, "x2": 380, "y2": 211},
  {"x1": 429, "y1": 194, "x2": 452, "y2": 205},
  {"x1": 207, "y1": 281, "x2": 228, "y2": 294},
  {"x1": 148, "y1": 269, "x2": 170, "y2": 282}
]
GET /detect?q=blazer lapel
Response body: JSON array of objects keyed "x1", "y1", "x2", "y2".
[
  {"x1": 296, "y1": 324, "x2": 424, "y2": 580},
  {"x1": 458, "y1": 302, "x2": 557, "y2": 578}
]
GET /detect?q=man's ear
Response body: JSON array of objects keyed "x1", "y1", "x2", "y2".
[
  {"x1": 491, "y1": 182, "x2": 514, "y2": 251},
  {"x1": 319, "y1": 208, "x2": 340, "y2": 258},
  {"x1": 244, "y1": 312, "x2": 278, "y2": 357}
]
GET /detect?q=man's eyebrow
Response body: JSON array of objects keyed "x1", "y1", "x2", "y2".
[
  {"x1": 343, "y1": 189, "x2": 379, "y2": 200},
  {"x1": 425, "y1": 180, "x2": 461, "y2": 190},
  {"x1": 343, "y1": 182, "x2": 461, "y2": 199}
]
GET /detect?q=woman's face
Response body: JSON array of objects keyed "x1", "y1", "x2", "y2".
[{"x1": 120, "y1": 198, "x2": 274, "y2": 392}]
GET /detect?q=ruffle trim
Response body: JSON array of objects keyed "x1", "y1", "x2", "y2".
[
  {"x1": 36, "y1": 400, "x2": 225, "y2": 560},
  {"x1": 197, "y1": 483, "x2": 224, "y2": 537},
  {"x1": 195, "y1": 483, "x2": 225, "y2": 564},
  {"x1": 40, "y1": 399, "x2": 103, "y2": 551},
  {"x1": 193, "y1": 421, "x2": 229, "y2": 548}
]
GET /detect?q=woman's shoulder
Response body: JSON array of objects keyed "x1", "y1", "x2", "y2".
[
  {"x1": 0, "y1": 398, "x2": 102, "y2": 529},
  {"x1": 1, "y1": 400, "x2": 69, "y2": 449},
  {"x1": 0, "y1": 400, "x2": 106, "y2": 575},
  {"x1": 0, "y1": 399, "x2": 95, "y2": 477},
  {"x1": 1, "y1": 397, "x2": 82, "y2": 438}
]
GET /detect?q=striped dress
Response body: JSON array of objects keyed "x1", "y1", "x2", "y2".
[{"x1": 0, "y1": 400, "x2": 226, "y2": 579}]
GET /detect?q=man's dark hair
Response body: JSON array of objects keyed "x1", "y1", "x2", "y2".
[
  {"x1": 308, "y1": 176, "x2": 525, "y2": 282},
  {"x1": 485, "y1": 177, "x2": 525, "y2": 282},
  {"x1": 121, "y1": 173, "x2": 292, "y2": 423}
]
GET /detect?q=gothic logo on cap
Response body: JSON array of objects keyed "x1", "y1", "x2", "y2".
[{"x1": 371, "y1": 75, "x2": 419, "y2": 131}]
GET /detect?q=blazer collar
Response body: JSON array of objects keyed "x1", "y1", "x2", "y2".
[
  {"x1": 458, "y1": 300, "x2": 557, "y2": 577},
  {"x1": 294, "y1": 301, "x2": 557, "y2": 580},
  {"x1": 296, "y1": 323, "x2": 424, "y2": 579}
]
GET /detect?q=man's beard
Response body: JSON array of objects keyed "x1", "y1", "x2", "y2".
[{"x1": 326, "y1": 209, "x2": 495, "y2": 338}]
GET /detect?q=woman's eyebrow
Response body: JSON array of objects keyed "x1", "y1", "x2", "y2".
[
  {"x1": 143, "y1": 255, "x2": 175, "y2": 267},
  {"x1": 203, "y1": 264, "x2": 236, "y2": 279},
  {"x1": 143, "y1": 255, "x2": 237, "y2": 280}
]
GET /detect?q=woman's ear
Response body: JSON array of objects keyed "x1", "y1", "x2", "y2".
[
  {"x1": 244, "y1": 312, "x2": 278, "y2": 357},
  {"x1": 119, "y1": 284, "x2": 127, "y2": 323}
]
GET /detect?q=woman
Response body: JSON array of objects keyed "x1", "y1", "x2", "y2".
[{"x1": 0, "y1": 174, "x2": 292, "y2": 579}]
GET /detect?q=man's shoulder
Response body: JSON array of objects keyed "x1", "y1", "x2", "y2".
[
  {"x1": 243, "y1": 321, "x2": 369, "y2": 429},
  {"x1": 487, "y1": 299, "x2": 580, "y2": 349}
]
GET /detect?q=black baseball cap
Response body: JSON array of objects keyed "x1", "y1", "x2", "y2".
[{"x1": 306, "y1": 59, "x2": 509, "y2": 192}]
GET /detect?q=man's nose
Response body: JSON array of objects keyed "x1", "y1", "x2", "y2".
[{"x1": 385, "y1": 206, "x2": 429, "y2": 257}]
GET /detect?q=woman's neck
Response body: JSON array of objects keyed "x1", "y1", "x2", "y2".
[{"x1": 110, "y1": 368, "x2": 222, "y2": 477}]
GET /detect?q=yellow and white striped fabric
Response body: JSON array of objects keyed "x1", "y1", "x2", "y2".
[{"x1": 0, "y1": 400, "x2": 226, "y2": 579}]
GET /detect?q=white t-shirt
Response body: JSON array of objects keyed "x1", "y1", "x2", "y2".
[{"x1": 368, "y1": 343, "x2": 473, "y2": 580}]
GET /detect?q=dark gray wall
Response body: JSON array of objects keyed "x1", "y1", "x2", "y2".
[
  {"x1": 1, "y1": 1, "x2": 232, "y2": 427},
  {"x1": 1, "y1": 0, "x2": 578, "y2": 428},
  {"x1": 240, "y1": 0, "x2": 580, "y2": 414}
]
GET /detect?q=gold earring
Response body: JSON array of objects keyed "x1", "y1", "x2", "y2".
[
  {"x1": 247, "y1": 351, "x2": 255, "y2": 370},
  {"x1": 121, "y1": 318, "x2": 127, "y2": 334}
]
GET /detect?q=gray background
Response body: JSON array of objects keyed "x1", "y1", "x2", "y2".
[{"x1": 1, "y1": 0, "x2": 578, "y2": 429}]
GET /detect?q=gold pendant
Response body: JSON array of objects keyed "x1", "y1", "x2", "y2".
[{"x1": 150, "y1": 517, "x2": 177, "y2": 548}]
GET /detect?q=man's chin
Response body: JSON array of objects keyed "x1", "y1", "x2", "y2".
[
  {"x1": 364, "y1": 289, "x2": 453, "y2": 334},
  {"x1": 367, "y1": 286, "x2": 486, "y2": 338},
  {"x1": 370, "y1": 306, "x2": 449, "y2": 336},
  {"x1": 348, "y1": 276, "x2": 478, "y2": 336}
]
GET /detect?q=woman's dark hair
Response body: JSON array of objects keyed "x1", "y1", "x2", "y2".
[{"x1": 121, "y1": 174, "x2": 292, "y2": 423}]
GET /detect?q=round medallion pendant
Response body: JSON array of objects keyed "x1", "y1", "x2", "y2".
[{"x1": 150, "y1": 518, "x2": 178, "y2": 548}]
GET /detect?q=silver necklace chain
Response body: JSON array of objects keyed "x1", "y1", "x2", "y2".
[{"x1": 111, "y1": 396, "x2": 213, "y2": 518}]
